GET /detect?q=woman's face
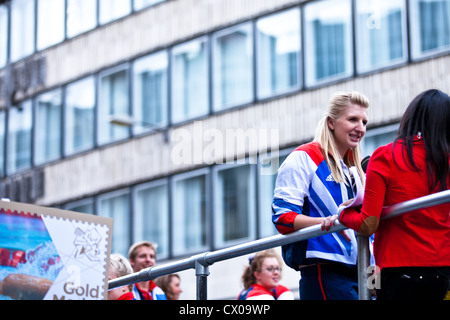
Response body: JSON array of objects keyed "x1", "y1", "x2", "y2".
[
  {"x1": 328, "y1": 103, "x2": 368, "y2": 158},
  {"x1": 254, "y1": 257, "x2": 281, "y2": 291},
  {"x1": 169, "y1": 276, "x2": 183, "y2": 300}
]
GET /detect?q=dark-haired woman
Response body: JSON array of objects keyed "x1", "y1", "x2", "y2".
[{"x1": 339, "y1": 89, "x2": 450, "y2": 300}]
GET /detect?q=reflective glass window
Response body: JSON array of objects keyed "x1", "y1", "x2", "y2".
[
  {"x1": 98, "y1": 190, "x2": 130, "y2": 255},
  {"x1": 37, "y1": 0, "x2": 65, "y2": 50},
  {"x1": 134, "y1": 0, "x2": 165, "y2": 11},
  {"x1": 214, "y1": 164, "x2": 255, "y2": 247},
  {"x1": 0, "y1": 5, "x2": 8, "y2": 68},
  {"x1": 99, "y1": 0, "x2": 132, "y2": 25},
  {"x1": 65, "y1": 77, "x2": 95, "y2": 155},
  {"x1": 212, "y1": 22, "x2": 254, "y2": 111},
  {"x1": 304, "y1": 0, "x2": 353, "y2": 87},
  {"x1": 134, "y1": 180, "x2": 169, "y2": 258},
  {"x1": 10, "y1": 0, "x2": 35, "y2": 62},
  {"x1": 172, "y1": 170, "x2": 209, "y2": 256},
  {"x1": 7, "y1": 100, "x2": 32, "y2": 174},
  {"x1": 67, "y1": 0, "x2": 98, "y2": 38},
  {"x1": 355, "y1": 0, "x2": 407, "y2": 73},
  {"x1": 171, "y1": 37, "x2": 209, "y2": 123},
  {"x1": 98, "y1": 67, "x2": 130, "y2": 145},
  {"x1": 410, "y1": 0, "x2": 450, "y2": 59},
  {"x1": 256, "y1": 8, "x2": 301, "y2": 99},
  {"x1": 0, "y1": 111, "x2": 5, "y2": 176},
  {"x1": 133, "y1": 51, "x2": 168, "y2": 134},
  {"x1": 35, "y1": 89, "x2": 62, "y2": 165},
  {"x1": 258, "y1": 152, "x2": 288, "y2": 238}
]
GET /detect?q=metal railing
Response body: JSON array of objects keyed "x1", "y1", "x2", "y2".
[{"x1": 108, "y1": 189, "x2": 450, "y2": 300}]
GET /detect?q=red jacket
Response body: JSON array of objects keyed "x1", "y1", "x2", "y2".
[
  {"x1": 237, "y1": 284, "x2": 293, "y2": 300},
  {"x1": 340, "y1": 138, "x2": 450, "y2": 270}
]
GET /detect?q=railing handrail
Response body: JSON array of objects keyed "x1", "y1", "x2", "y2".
[{"x1": 108, "y1": 189, "x2": 450, "y2": 299}]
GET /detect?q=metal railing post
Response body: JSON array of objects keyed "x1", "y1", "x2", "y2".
[
  {"x1": 194, "y1": 253, "x2": 210, "y2": 300},
  {"x1": 357, "y1": 234, "x2": 371, "y2": 300}
]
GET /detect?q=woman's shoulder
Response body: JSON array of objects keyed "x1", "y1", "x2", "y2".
[{"x1": 292, "y1": 142, "x2": 324, "y2": 166}]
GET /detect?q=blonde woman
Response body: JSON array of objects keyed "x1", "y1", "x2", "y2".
[
  {"x1": 237, "y1": 250, "x2": 294, "y2": 300},
  {"x1": 272, "y1": 91, "x2": 369, "y2": 300},
  {"x1": 108, "y1": 253, "x2": 135, "y2": 300}
]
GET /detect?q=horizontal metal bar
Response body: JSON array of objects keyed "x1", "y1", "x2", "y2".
[
  {"x1": 109, "y1": 222, "x2": 346, "y2": 290},
  {"x1": 108, "y1": 189, "x2": 450, "y2": 290},
  {"x1": 382, "y1": 189, "x2": 450, "y2": 218}
]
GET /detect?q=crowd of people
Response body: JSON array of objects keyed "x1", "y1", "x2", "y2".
[
  {"x1": 108, "y1": 241, "x2": 183, "y2": 300},
  {"x1": 108, "y1": 243, "x2": 293, "y2": 300},
  {"x1": 108, "y1": 89, "x2": 449, "y2": 301}
]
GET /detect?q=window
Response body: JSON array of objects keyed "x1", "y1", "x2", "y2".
[
  {"x1": 172, "y1": 170, "x2": 209, "y2": 256},
  {"x1": 65, "y1": 198, "x2": 95, "y2": 215},
  {"x1": 212, "y1": 22, "x2": 254, "y2": 111},
  {"x1": 0, "y1": 111, "x2": 5, "y2": 177},
  {"x1": 67, "y1": 0, "x2": 98, "y2": 38},
  {"x1": 99, "y1": 0, "x2": 131, "y2": 25},
  {"x1": 0, "y1": 5, "x2": 8, "y2": 68},
  {"x1": 361, "y1": 123, "x2": 399, "y2": 156},
  {"x1": 98, "y1": 66, "x2": 130, "y2": 145},
  {"x1": 410, "y1": 0, "x2": 450, "y2": 59},
  {"x1": 65, "y1": 76, "x2": 95, "y2": 156},
  {"x1": 98, "y1": 190, "x2": 130, "y2": 255},
  {"x1": 304, "y1": 0, "x2": 353, "y2": 87},
  {"x1": 256, "y1": 8, "x2": 302, "y2": 99},
  {"x1": 134, "y1": 180, "x2": 169, "y2": 258},
  {"x1": 134, "y1": 0, "x2": 165, "y2": 11},
  {"x1": 7, "y1": 101, "x2": 32, "y2": 175},
  {"x1": 10, "y1": 0, "x2": 35, "y2": 62},
  {"x1": 258, "y1": 151, "x2": 289, "y2": 238},
  {"x1": 133, "y1": 51, "x2": 168, "y2": 134},
  {"x1": 171, "y1": 37, "x2": 210, "y2": 123},
  {"x1": 355, "y1": 0, "x2": 407, "y2": 73},
  {"x1": 34, "y1": 89, "x2": 62, "y2": 165},
  {"x1": 214, "y1": 163, "x2": 255, "y2": 247},
  {"x1": 37, "y1": 0, "x2": 65, "y2": 50}
]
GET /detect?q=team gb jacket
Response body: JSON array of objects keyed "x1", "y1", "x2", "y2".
[{"x1": 272, "y1": 142, "x2": 358, "y2": 270}]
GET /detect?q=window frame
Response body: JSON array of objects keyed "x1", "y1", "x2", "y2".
[
  {"x1": 255, "y1": 7, "x2": 302, "y2": 99},
  {"x1": 34, "y1": 88, "x2": 63, "y2": 166},
  {"x1": 7, "y1": 100, "x2": 33, "y2": 175},
  {"x1": 64, "y1": 76, "x2": 96, "y2": 156},
  {"x1": 132, "y1": 50, "x2": 169, "y2": 135},
  {"x1": 212, "y1": 21, "x2": 255, "y2": 112},
  {"x1": 354, "y1": 0, "x2": 408, "y2": 74},
  {"x1": 303, "y1": 0, "x2": 354, "y2": 88},
  {"x1": 170, "y1": 167, "x2": 211, "y2": 257},
  {"x1": 97, "y1": 188, "x2": 131, "y2": 256},
  {"x1": 133, "y1": 178, "x2": 170, "y2": 259},
  {"x1": 170, "y1": 36, "x2": 210, "y2": 124},
  {"x1": 212, "y1": 161, "x2": 256, "y2": 249},
  {"x1": 97, "y1": 64, "x2": 131, "y2": 146},
  {"x1": 409, "y1": 0, "x2": 450, "y2": 60}
]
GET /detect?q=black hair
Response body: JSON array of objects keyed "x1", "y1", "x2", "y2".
[{"x1": 394, "y1": 89, "x2": 450, "y2": 191}]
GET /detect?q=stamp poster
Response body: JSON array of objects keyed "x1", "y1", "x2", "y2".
[{"x1": 0, "y1": 200, "x2": 113, "y2": 300}]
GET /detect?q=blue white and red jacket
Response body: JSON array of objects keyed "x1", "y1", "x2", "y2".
[
  {"x1": 132, "y1": 281, "x2": 167, "y2": 300},
  {"x1": 237, "y1": 284, "x2": 294, "y2": 300},
  {"x1": 272, "y1": 142, "x2": 358, "y2": 270}
]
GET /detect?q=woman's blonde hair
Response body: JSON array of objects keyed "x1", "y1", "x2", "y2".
[
  {"x1": 242, "y1": 249, "x2": 282, "y2": 290},
  {"x1": 313, "y1": 91, "x2": 369, "y2": 186},
  {"x1": 110, "y1": 253, "x2": 134, "y2": 291}
]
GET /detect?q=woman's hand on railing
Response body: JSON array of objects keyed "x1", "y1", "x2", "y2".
[{"x1": 321, "y1": 215, "x2": 351, "y2": 241}]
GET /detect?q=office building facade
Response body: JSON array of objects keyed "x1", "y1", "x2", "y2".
[{"x1": 0, "y1": 0, "x2": 449, "y2": 299}]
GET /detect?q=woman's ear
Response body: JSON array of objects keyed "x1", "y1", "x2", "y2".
[
  {"x1": 253, "y1": 270, "x2": 262, "y2": 282},
  {"x1": 327, "y1": 116, "x2": 335, "y2": 131}
]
